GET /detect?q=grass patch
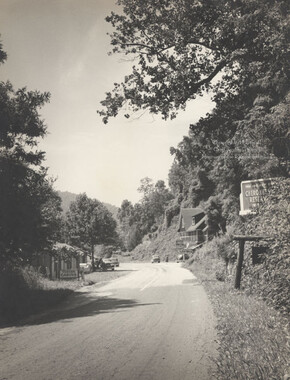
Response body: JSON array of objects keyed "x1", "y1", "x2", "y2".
[
  {"x1": 0, "y1": 267, "x2": 78, "y2": 325},
  {"x1": 187, "y1": 258, "x2": 290, "y2": 380},
  {"x1": 0, "y1": 266, "x2": 130, "y2": 325}
]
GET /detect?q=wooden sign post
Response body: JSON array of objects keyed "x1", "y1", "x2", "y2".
[
  {"x1": 235, "y1": 239, "x2": 245, "y2": 289},
  {"x1": 233, "y1": 235, "x2": 272, "y2": 289}
]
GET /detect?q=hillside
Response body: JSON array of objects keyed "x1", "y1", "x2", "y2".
[
  {"x1": 57, "y1": 191, "x2": 119, "y2": 220},
  {"x1": 132, "y1": 218, "x2": 180, "y2": 261}
]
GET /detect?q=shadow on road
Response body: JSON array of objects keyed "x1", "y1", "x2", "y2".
[{"x1": 1, "y1": 292, "x2": 160, "y2": 328}]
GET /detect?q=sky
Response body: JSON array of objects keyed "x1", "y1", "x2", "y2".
[{"x1": 0, "y1": 0, "x2": 214, "y2": 207}]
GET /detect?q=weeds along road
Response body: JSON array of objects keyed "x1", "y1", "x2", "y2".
[{"x1": 0, "y1": 263, "x2": 217, "y2": 380}]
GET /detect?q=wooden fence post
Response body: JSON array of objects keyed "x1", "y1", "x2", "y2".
[{"x1": 235, "y1": 239, "x2": 245, "y2": 289}]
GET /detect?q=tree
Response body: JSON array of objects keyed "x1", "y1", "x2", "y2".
[
  {"x1": 0, "y1": 38, "x2": 7, "y2": 65},
  {"x1": 118, "y1": 178, "x2": 173, "y2": 250},
  {"x1": 137, "y1": 177, "x2": 154, "y2": 197},
  {"x1": 126, "y1": 224, "x2": 143, "y2": 251},
  {"x1": 98, "y1": 0, "x2": 289, "y2": 239},
  {"x1": 65, "y1": 194, "x2": 118, "y2": 269},
  {"x1": 98, "y1": 0, "x2": 288, "y2": 124},
  {"x1": 117, "y1": 199, "x2": 135, "y2": 249},
  {"x1": 0, "y1": 43, "x2": 62, "y2": 266}
]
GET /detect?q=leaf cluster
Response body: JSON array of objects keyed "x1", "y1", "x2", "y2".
[
  {"x1": 118, "y1": 178, "x2": 173, "y2": 250},
  {"x1": 0, "y1": 69, "x2": 62, "y2": 267},
  {"x1": 242, "y1": 178, "x2": 290, "y2": 313},
  {"x1": 99, "y1": 0, "x2": 289, "y2": 123},
  {"x1": 65, "y1": 193, "x2": 118, "y2": 253}
]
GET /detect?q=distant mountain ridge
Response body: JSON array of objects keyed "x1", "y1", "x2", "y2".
[{"x1": 57, "y1": 191, "x2": 119, "y2": 220}]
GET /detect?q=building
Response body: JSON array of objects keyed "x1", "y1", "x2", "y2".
[
  {"x1": 33, "y1": 243, "x2": 83, "y2": 280},
  {"x1": 176, "y1": 208, "x2": 208, "y2": 250}
]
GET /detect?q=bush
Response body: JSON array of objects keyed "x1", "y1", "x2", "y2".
[
  {"x1": 0, "y1": 266, "x2": 72, "y2": 324},
  {"x1": 194, "y1": 229, "x2": 236, "y2": 274},
  {"x1": 165, "y1": 202, "x2": 180, "y2": 227},
  {"x1": 243, "y1": 178, "x2": 290, "y2": 313}
]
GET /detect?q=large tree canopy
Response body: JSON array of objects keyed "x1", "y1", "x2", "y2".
[
  {"x1": 0, "y1": 42, "x2": 62, "y2": 267},
  {"x1": 118, "y1": 178, "x2": 173, "y2": 250},
  {"x1": 98, "y1": 0, "x2": 289, "y2": 123},
  {"x1": 65, "y1": 194, "x2": 118, "y2": 267},
  {"x1": 100, "y1": 0, "x2": 289, "y2": 235}
]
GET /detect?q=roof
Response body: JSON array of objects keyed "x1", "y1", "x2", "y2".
[
  {"x1": 52, "y1": 243, "x2": 83, "y2": 257},
  {"x1": 178, "y1": 208, "x2": 205, "y2": 231}
]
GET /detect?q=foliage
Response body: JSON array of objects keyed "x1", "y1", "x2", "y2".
[
  {"x1": 0, "y1": 266, "x2": 73, "y2": 324},
  {"x1": 0, "y1": 39, "x2": 7, "y2": 64},
  {"x1": 100, "y1": 0, "x2": 289, "y2": 238},
  {"x1": 65, "y1": 193, "x2": 118, "y2": 260},
  {"x1": 96, "y1": 244, "x2": 116, "y2": 258},
  {"x1": 99, "y1": 0, "x2": 289, "y2": 124},
  {"x1": 242, "y1": 178, "x2": 290, "y2": 313},
  {"x1": 126, "y1": 224, "x2": 143, "y2": 251},
  {"x1": 164, "y1": 199, "x2": 181, "y2": 228},
  {"x1": 118, "y1": 178, "x2": 173, "y2": 250},
  {"x1": 0, "y1": 67, "x2": 62, "y2": 266}
]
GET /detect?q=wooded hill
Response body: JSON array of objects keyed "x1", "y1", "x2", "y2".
[{"x1": 58, "y1": 191, "x2": 119, "y2": 220}]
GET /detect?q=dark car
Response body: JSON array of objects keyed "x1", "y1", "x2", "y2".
[
  {"x1": 151, "y1": 254, "x2": 160, "y2": 263},
  {"x1": 102, "y1": 258, "x2": 115, "y2": 270},
  {"x1": 95, "y1": 257, "x2": 115, "y2": 271},
  {"x1": 109, "y1": 257, "x2": 119, "y2": 267}
]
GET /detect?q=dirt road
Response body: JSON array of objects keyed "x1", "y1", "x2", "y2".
[{"x1": 0, "y1": 262, "x2": 217, "y2": 380}]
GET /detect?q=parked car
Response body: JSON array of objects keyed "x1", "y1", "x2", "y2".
[
  {"x1": 79, "y1": 262, "x2": 92, "y2": 274},
  {"x1": 176, "y1": 253, "x2": 189, "y2": 263},
  {"x1": 101, "y1": 258, "x2": 115, "y2": 271},
  {"x1": 109, "y1": 257, "x2": 119, "y2": 267},
  {"x1": 151, "y1": 254, "x2": 160, "y2": 263}
]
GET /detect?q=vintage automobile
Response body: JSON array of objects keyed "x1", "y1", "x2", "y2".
[
  {"x1": 176, "y1": 253, "x2": 189, "y2": 263},
  {"x1": 101, "y1": 258, "x2": 115, "y2": 271},
  {"x1": 151, "y1": 254, "x2": 160, "y2": 263},
  {"x1": 109, "y1": 257, "x2": 119, "y2": 267},
  {"x1": 79, "y1": 262, "x2": 92, "y2": 274}
]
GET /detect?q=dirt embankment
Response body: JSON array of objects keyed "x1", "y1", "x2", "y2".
[{"x1": 132, "y1": 219, "x2": 180, "y2": 261}]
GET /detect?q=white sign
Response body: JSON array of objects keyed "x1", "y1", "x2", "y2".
[{"x1": 240, "y1": 178, "x2": 274, "y2": 215}]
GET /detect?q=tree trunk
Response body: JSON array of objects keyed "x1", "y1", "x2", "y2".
[{"x1": 91, "y1": 244, "x2": 95, "y2": 272}]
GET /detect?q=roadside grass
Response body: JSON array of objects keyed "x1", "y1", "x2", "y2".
[
  {"x1": 0, "y1": 266, "x2": 128, "y2": 325},
  {"x1": 0, "y1": 267, "x2": 74, "y2": 325},
  {"x1": 187, "y1": 258, "x2": 290, "y2": 380}
]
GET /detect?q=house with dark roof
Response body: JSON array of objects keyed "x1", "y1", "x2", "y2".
[{"x1": 176, "y1": 208, "x2": 208, "y2": 250}]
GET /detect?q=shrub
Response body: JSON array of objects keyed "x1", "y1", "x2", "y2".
[
  {"x1": 0, "y1": 266, "x2": 72, "y2": 324},
  {"x1": 164, "y1": 201, "x2": 180, "y2": 227},
  {"x1": 243, "y1": 178, "x2": 290, "y2": 313}
]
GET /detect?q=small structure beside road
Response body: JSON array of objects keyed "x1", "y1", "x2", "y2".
[
  {"x1": 176, "y1": 208, "x2": 208, "y2": 253},
  {"x1": 33, "y1": 243, "x2": 83, "y2": 280}
]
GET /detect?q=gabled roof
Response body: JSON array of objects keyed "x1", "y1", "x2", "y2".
[{"x1": 178, "y1": 207, "x2": 205, "y2": 231}]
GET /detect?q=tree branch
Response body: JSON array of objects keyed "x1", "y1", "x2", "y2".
[{"x1": 189, "y1": 60, "x2": 228, "y2": 92}]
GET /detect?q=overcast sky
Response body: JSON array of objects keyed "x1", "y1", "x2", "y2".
[{"x1": 0, "y1": 0, "x2": 214, "y2": 207}]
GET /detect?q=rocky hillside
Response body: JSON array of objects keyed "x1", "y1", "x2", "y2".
[{"x1": 132, "y1": 217, "x2": 180, "y2": 261}]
